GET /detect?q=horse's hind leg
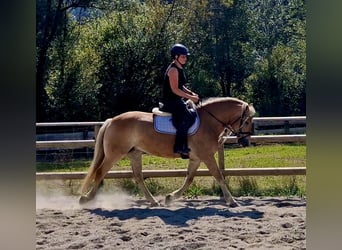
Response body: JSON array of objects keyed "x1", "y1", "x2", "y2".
[
  {"x1": 127, "y1": 150, "x2": 160, "y2": 207},
  {"x1": 203, "y1": 156, "x2": 238, "y2": 207},
  {"x1": 79, "y1": 155, "x2": 122, "y2": 204},
  {"x1": 165, "y1": 158, "x2": 201, "y2": 205}
]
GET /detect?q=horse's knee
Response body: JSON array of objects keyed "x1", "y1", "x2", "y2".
[
  {"x1": 132, "y1": 174, "x2": 144, "y2": 184},
  {"x1": 187, "y1": 176, "x2": 194, "y2": 183}
]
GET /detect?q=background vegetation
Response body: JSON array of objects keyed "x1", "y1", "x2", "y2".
[{"x1": 36, "y1": 0, "x2": 306, "y2": 122}]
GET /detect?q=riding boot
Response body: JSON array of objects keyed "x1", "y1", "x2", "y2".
[
  {"x1": 174, "y1": 133, "x2": 190, "y2": 155},
  {"x1": 182, "y1": 137, "x2": 191, "y2": 153}
]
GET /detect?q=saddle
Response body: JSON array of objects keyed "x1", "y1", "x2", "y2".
[{"x1": 152, "y1": 102, "x2": 200, "y2": 135}]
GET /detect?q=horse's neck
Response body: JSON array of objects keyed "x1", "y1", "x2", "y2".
[
  {"x1": 200, "y1": 101, "x2": 242, "y2": 128},
  {"x1": 199, "y1": 104, "x2": 230, "y2": 134}
]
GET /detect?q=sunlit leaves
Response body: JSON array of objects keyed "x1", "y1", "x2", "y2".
[{"x1": 38, "y1": 0, "x2": 306, "y2": 121}]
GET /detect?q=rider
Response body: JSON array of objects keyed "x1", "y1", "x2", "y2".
[{"x1": 161, "y1": 43, "x2": 199, "y2": 156}]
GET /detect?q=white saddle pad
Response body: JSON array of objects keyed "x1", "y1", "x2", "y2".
[{"x1": 153, "y1": 110, "x2": 200, "y2": 135}]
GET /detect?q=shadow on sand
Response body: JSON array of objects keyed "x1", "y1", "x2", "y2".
[{"x1": 86, "y1": 198, "x2": 265, "y2": 227}]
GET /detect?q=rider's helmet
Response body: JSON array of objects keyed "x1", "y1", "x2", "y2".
[{"x1": 170, "y1": 44, "x2": 190, "y2": 59}]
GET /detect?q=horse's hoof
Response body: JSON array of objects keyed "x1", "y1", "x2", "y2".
[
  {"x1": 229, "y1": 201, "x2": 239, "y2": 208},
  {"x1": 150, "y1": 201, "x2": 160, "y2": 207},
  {"x1": 79, "y1": 195, "x2": 90, "y2": 205},
  {"x1": 165, "y1": 194, "x2": 173, "y2": 206}
]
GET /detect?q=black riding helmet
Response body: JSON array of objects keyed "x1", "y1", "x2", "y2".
[{"x1": 171, "y1": 44, "x2": 190, "y2": 59}]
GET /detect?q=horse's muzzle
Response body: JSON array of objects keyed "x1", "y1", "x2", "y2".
[{"x1": 238, "y1": 137, "x2": 250, "y2": 147}]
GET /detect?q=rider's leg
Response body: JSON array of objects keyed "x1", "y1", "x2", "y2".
[
  {"x1": 164, "y1": 99, "x2": 193, "y2": 155},
  {"x1": 174, "y1": 129, "x2": 190, "y2": 154}
]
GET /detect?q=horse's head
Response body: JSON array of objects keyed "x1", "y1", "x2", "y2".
[
  {"x1": 200, "y1": 97, "x2": 256, "y2": 147},
  {"x1": 233, "y1": 103, "x2": 255, "y2": 147}
]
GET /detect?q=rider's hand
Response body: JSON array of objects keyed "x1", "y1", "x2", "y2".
[{"x1": 191, "y1": 95, "x2": 199, "y2": 104}]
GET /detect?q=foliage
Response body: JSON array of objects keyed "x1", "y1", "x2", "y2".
[
  {"x1": 245, "y1": 44, "x2": 306, "y2": 115},
  {"x1": 36, "y1": 0, "x2": 306, "y2": 121},
  {"x1": 243, "y1": 0, "x2": 306, "y2": 115},
  {"x1": 94, "y1": 4, "x2": 171, "y2": 118},
  {"x1": 184, "y1": 182, "x2": 204, "y2": 199}
]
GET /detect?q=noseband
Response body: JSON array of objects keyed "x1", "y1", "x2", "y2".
[{"x1": 202, "y1": 105, "x2": 252, "y2": 138}]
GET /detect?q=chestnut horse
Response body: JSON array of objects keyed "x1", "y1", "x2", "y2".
[{"x1": 79, "y1": 97, "x2": 255, "y2": 207}]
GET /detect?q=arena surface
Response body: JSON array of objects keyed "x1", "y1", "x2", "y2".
[{"x1": 36, "y1": 192, "x2": 306, "y2": 249}]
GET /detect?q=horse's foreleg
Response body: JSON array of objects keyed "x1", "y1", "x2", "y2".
[
  {"x1": 128, "y1": 150, "x2": 160, "y2": 207},
  {"x1": 165, "y1": 158, "x2": 201, "y2": 205},
  {"x1": 203, "y1": 156, "x2": 238, "y2": 207}
]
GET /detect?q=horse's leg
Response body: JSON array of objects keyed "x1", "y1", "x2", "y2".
[
  {"x1": 79, "y1": 154, "x2": 123, "y2": 204},
  {"x1": 203, "y1": 156, "x2": 238, "y2": 207},
  {"x1": 127, "y1": 150, "x2": 160, "y2": 207},
  {"x1": 165, "y1": 158, "x2": 201, "y2": 205}
]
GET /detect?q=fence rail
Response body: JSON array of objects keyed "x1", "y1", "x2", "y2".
[
  {"x1": 35, "y1": 134, "x2": 306, "y2": 150},
  {"x1": 36, "y1": 167, "x2": 306, "y2": 180},
  {"x1": 36, "y1": 116, "x2": 306, "y2": 142},
  {"x1": 36, "y1": 116, "x2": 306, "y2": 180}
]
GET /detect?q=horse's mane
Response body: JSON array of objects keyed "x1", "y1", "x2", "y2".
[
  {"x1": 199, "y1": 97, "x2": 255, "y2": 117},
  {"x1": 200, "y1": 97, "x2": 244, "y2": 106}
]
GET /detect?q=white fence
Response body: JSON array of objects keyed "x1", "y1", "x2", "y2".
[{"x1": 36, "y1": 116, "x2": 306, "y2": 147}]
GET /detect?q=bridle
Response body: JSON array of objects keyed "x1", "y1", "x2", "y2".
[{"x1": 201, "y1": 104, "x2": 253, "y2": 139}]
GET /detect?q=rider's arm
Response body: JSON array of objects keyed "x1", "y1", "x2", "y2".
[
  {"x1": 182, "y1": 85, "x2": 198, "y2": 97},
  {"x1": 168, "y1": 67, "x2": 199, "y2": 103}
]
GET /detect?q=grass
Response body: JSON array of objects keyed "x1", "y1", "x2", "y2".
[{"x1": 36, "y1": 143, "x2": 306, "y2": 197}]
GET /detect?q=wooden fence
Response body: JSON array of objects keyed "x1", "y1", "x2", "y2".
[{"x1": 36, "y1": 116, "x2": 306, "y2": 180}]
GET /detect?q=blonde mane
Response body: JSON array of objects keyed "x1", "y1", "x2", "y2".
[
  {"x1": 201, "y1": 97, "x2": 241, "y2": 105},
  {"x1": 201, "y1": 97, "x2": 255, "y2": 117}
]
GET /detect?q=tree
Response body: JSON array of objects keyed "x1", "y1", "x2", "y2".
[
  {"x1": 243, "y1": 0, "x2": 306, "y2": 115},
  {"x1": 36, "y1": 0, "x2": 101, "y2": 121},
  {"x1": 92, "y1": 2, "x2": 172, "y2": 118},
  {"x1": 36, "y1": 0, "x2": 306, "y2": 121}
]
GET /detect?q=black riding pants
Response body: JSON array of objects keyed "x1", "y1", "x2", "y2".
[{"x1": 162, "y1": 99, "x2": 195, "y2": 149}]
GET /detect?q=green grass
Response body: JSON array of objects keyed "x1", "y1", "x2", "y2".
[{"x1": 36, "y1": 143, "x2": 306, "y2": 197}]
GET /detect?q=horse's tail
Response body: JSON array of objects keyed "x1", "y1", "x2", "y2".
[{"x1": 80, "y1": 118, "x2": 112, "y2": 194}]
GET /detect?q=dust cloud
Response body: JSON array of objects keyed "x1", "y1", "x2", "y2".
[{"x1": 36, "y1": 181, "x2": 132, "y2": 210}]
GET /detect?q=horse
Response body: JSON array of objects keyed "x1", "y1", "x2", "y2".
[{"x1": 79, "y1": 97, "x2": 256, "y2": 207}]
